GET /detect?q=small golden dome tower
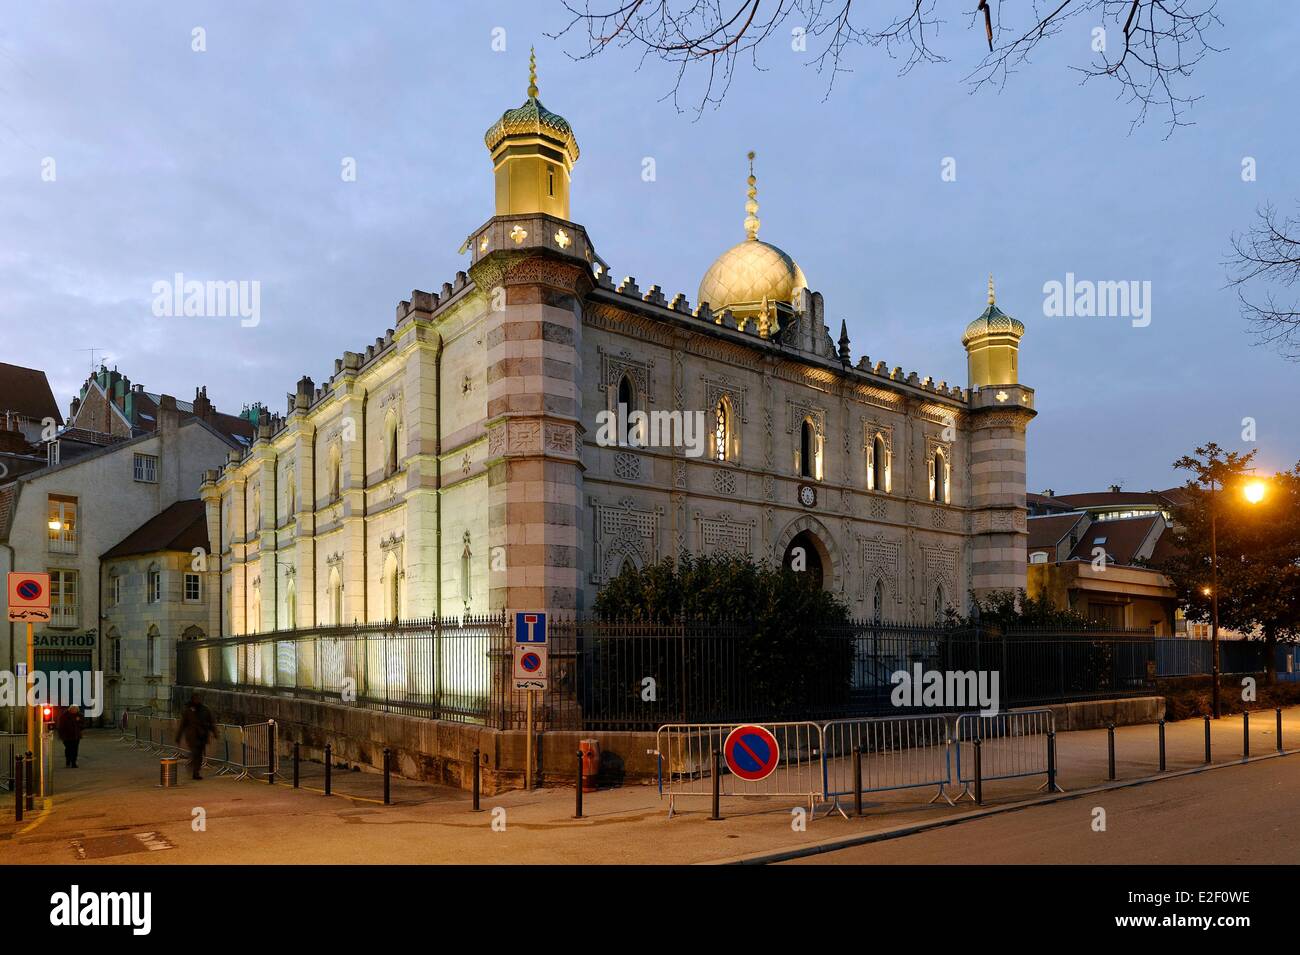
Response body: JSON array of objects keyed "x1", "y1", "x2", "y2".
[
  {"x1": 483, "y1": 48, "x2": 579, "y2": 220},
  {"x1": 962, "y1": 275, "x2": 1025, "y2": 389},
  {"x1": 698, "y1": 152, "x2": 807, "y2": 320}
]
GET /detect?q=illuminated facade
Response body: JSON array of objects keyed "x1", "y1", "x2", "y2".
[{"x1": 203, "y1": 55, "x2": 1035, "y2": 634}]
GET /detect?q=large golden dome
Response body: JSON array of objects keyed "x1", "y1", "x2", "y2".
[
  {"x1": 697, "y1": 151, "x2": 806, "y2": 316},
  {"x1": 698, "y1": 239, "x2": 807, "y2": 313}
]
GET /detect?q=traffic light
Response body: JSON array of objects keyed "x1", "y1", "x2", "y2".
[{"x1": 42, "y1": 705, "x2": 53, "y2": 724}]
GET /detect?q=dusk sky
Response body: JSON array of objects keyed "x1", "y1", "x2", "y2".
[{"x1": 3, "y1": 1, "x2": 1296, "y2": 492}]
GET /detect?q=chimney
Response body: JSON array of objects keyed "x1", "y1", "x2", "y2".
[
  {"x1": 1108, "y1": 484, "x2": 1122, "y2": 494},
  {"x1": 193, "y1": 385, "x2": 214, "y2": 420},
  {"x1": 1043, "y1": 488, "x2": 1054, "y2": 498}
]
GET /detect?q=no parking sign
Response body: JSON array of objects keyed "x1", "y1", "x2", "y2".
[
  {"x1": 7, "y1": 572, "x2": 51, "y2": 622},
  {"x1": 722, "y1": 724, "x2": 781, "y2": 781}
]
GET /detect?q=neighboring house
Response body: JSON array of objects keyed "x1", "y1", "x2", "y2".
[
  {"x1": 101, "y1": 500, "x2": 218, "y2": 716},
  {"x1": 0, "y1": 361, "x2": 62, "y2": 446},
  {"x1": 48, "y1": 365, "x2": 255, "y2": 468},
  {"x1": 204, "y1": 58, "x2": 1039, "y2": 635},
  {"x1": 1045, "y1": 484, "x2": 1189, "y2": 524},
  {"x1": 0, "y1": 394, "x2": 241, "y2": 704},
  {"x1": 1026, "y1": 502, "x2": 1178, "y2": 634},
  {"x1": 1026, "y1": 482, "x2": 1247, "y2": 638}
]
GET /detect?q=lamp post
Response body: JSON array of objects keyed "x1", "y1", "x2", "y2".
[{"x1": 1208, "y1": 476, "x2": 1268, "y2": 719}]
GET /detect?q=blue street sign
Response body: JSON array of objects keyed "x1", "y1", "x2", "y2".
[{"x1": 515, "y1": 612, "x2": 547, "y2": 644}]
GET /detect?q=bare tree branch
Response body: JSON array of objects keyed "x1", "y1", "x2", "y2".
[
  {"x1": 550, "y1": 0, "x2": 1224, "y2": 129},
  {"x1": 1227, "y1": 203, "x2": 1300, "y2": 361}
]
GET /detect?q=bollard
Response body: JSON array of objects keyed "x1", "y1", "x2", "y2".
[
  {"x1": 1047, "y1": 731, "x2": 1058, "y2": 792},
  {"x1": 853, "y1": 745, "x2": 863, "y2": 817},
  {"x1": 293, "y1": 742, "x2": 300, "y2": 789},
  {"x1": 324, "y1": 744, "x2": 332, "y2": 796},
  {"x1": 973, "y1": 737, "x2": 983, "y2": 806},
  {"x1": 1158, "y1": 720, "x2": 1166, "y2": 772},
  {"x1": 1277, "y1": 708, "x2": 1284, "y2": 753},
  {"x1": 710, "y1": 749, "x2": 722, "y2": 821},
  {"x1": 1107, "y1": 723, "x2": 1116, "y2": 781},
  {"x1": 472, "y1": 748, "x2": 481, "y2": 812},
  {"x1": 14, "y1": 754, "x2": 22, "y2": 822},
  {"x1": 1243, "y1": 710, "x2": 1250, "y2": 759},
  {"x1": 267, "y1": 722, "x2": 276, "y2": 784},
  {"x1": 1204, "y1": 715, "x2": 1211, "y2": 764},
  {"x1": 24, "y1": 752, "x2": 33, "y2": 811},
  {"x1": 383, "y1": 748, "x2": 392, "y2": 806},
  {"x1": 574, "y1": 751, "x2": 583, "y2": 819}
]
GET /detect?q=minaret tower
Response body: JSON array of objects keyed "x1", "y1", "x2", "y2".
[
  {"x1": 962, "y1": 277, "x2": 1036, "y2": 602},
  {"x1": 471, "y1": 51, "x2": 592, "y2": 615},
  {"x1": 483, "y1": 47, "x2": 580, "y2": 219}
]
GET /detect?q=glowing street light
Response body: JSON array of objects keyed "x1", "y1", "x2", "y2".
[{"x1": 1208, "y1": 473, "x2": 1269, "y2": 719}]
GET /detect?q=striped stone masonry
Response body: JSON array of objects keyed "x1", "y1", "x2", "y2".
[
  {"x1": 966, "y1": 390, "x2": 1036, "y2": 598},
  {"x1": 476, "y1": 247, "x2": 589, "y2": 613}
]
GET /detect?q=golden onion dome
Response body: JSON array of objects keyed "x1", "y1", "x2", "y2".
[
  {"x1": 962, "y1": 275, "x2": 1025, "y2": 346},
  {"x1": 483, "y1": 49, "x2": 580, "y2": 163},
  {"x1": 697, "y1": 151, "x2": 806, "y2": 314},
  {"x1": 698, "y1": 239, "x2": 807, "y2": 313}
]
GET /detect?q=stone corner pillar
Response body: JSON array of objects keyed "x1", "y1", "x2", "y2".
[
  {"x1": 470, "y1": 215, "x2": 594, "y2": 617},
  {"x1": 967, "y1": 384, "x2": 1036, "y2": 602}
]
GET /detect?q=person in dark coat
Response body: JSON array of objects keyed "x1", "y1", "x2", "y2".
[
  {"x1": 56, "y1": 705, "x2": 85, "y2": 768},
  {"x1": 176, "y1": 694, "x2": 218, "y2": 779}
]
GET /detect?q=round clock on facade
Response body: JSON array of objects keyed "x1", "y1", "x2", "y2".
[{"x1": 798, "y1": 483, "x2": 816, "y2": 507}]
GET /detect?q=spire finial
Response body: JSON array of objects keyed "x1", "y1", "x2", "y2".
[
  {"x1": 527, "y1": 46, "x2": 538, "y2": 98},
  {"x1": 987, "y1": 273, "x2": 996, "y2": 306},
  {"x1": 744, "y1": 150, "x2": 760, "y2": 240}
]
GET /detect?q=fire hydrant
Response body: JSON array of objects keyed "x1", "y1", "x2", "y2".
[{"x1": 579, "y1": 739, "x2": 600, "y2": 793}]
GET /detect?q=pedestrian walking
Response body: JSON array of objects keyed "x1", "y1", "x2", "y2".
[
  {"x1": 56, "y1": 705, "x2": 85, "y2": 768},
  {"x1": 176, "y1": 694, "x2": 218, "y2": 780}
]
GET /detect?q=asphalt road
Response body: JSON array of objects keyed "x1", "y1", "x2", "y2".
[{"x1": 787, "y1": 755, "x2": 1300, "y2": 864}]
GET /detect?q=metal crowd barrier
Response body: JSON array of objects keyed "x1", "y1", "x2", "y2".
[
  {"x1": 656, "y1": 721, "x2": 824, "y2": 816},
  {"x1": 239, "y1": 720, "x2": 277, "y2": 782},
  {"x1": 822, "y1": 714, "x2": 956, "y2": 811},
  {"x1": 117, "y1": 707, "x2": 154, "y2": 743},
  {"x1": 954, "y1": 708, "x2": 1061, "y2": 799}
]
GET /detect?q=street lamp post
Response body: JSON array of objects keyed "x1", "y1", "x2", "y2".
[
  {"x1": 1209, "y1": 479, "x2": 1221, "y2": 719},
  {"x1": 1208, "y1": 475, "x2": 1268, "y2": 720}
]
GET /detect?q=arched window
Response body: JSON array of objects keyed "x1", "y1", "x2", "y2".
[
  {"x1": 714, "y1": 398, "x2": 729, "y2": 462},
  {"x1": 934, "y1": 450, "x2": 948, "y2": 504},
  {"x1": 872, "y1": 435, "x2": 887, "y2": 492},
  {"x1": 285, "y1": 581, "x2": 297, "y2": 630},
  {"x1": 384, "y1": 553, "x2": 401, "y2": 622},
  {"x1": 329, "y1": 445, "x2": 342, "y2": 501},
  {"x1": 284, "y1": 470, "x2": 296, "y2": 522},
  {"x1": 147, "y1": 563, "x2": 162, "y2": 604},
  {"x1": 873, "y1": 580, "x2": 885, "y2": 622},
  {"x1": 328, "y1": 568, "x2": 343, "y2": 626},
  {"x1": 933, "y1": 586, "x2": 945, "y2": 624},
  {"x1": 386, "y1": 416, "x2": 399, "y2": 475},
  {"x1": 547, "y1": 164, "x2": 556, "y2": 198},
  {"x1": 617, "y1": 375, "x2": 635, "y2": 446},
  {"x1": 249, "y1": 486, "x2": 260, "y2": 531},
  {"x1": 146, "y1": 626, "x2": 160, "y2": 675},
  {"x1": 800, "y1": 419, "x2": 814, "y2": 478}
]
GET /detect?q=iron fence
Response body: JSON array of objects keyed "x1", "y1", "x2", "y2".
[{"x1": 179, "y1": 617, "x2": 1223, "y2": 731}]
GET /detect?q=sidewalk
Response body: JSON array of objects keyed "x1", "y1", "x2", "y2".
[{"x1": 2, "y1": 707, "x2": 1296, "y2": 864}]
